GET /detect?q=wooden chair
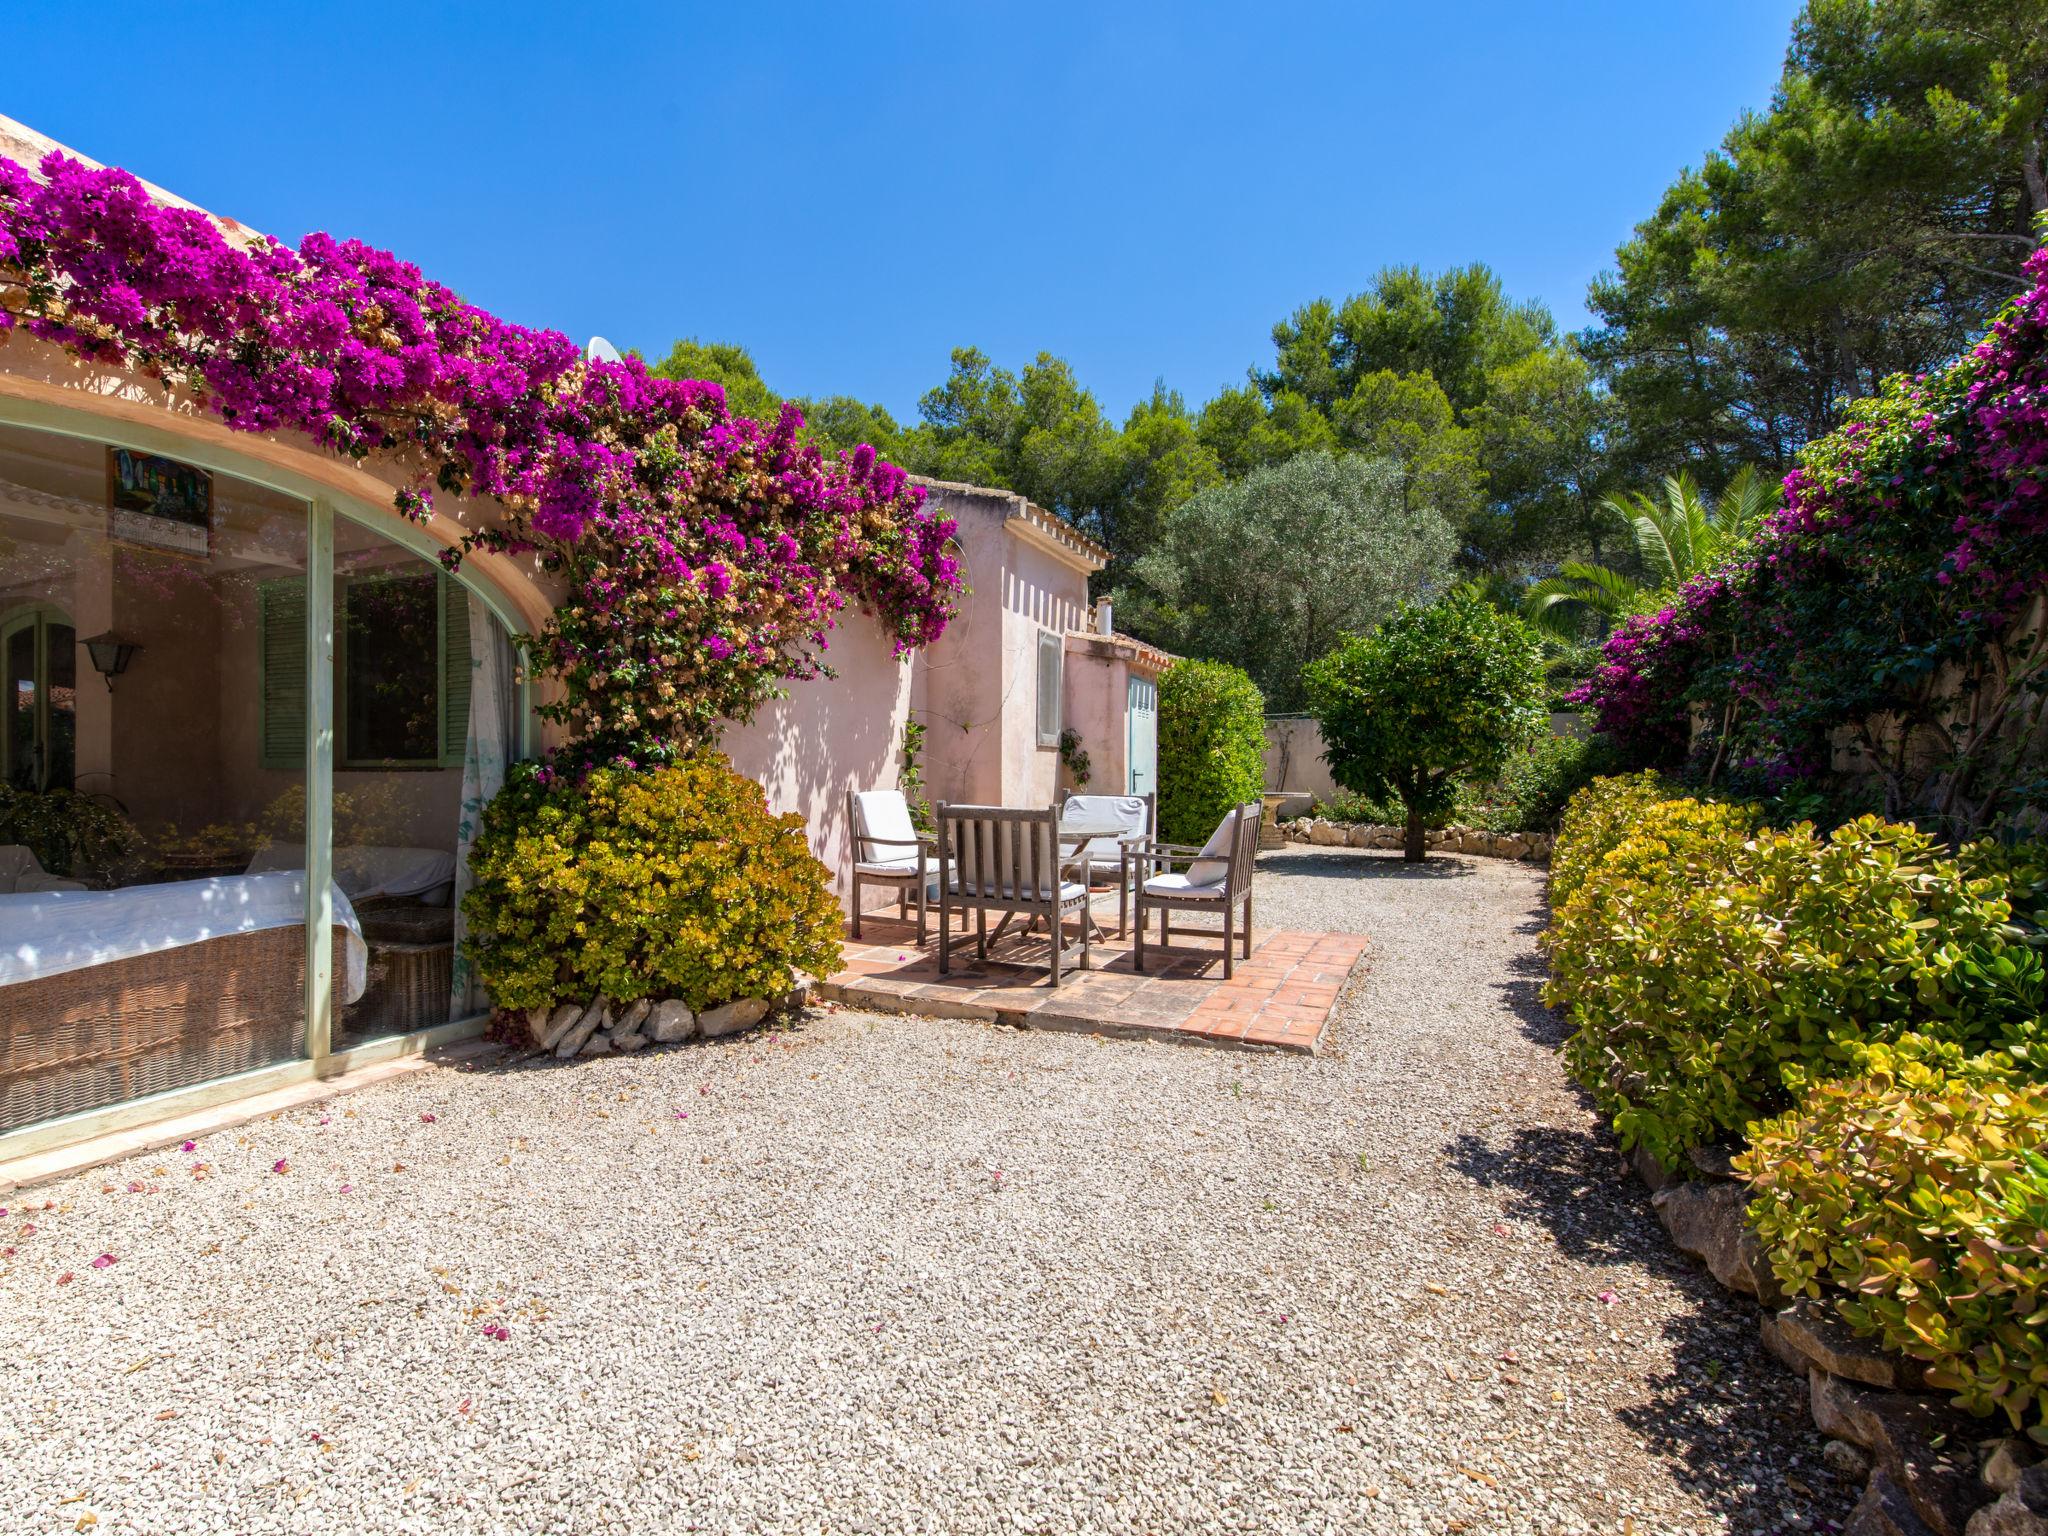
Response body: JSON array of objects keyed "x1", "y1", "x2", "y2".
[
  {"x1": 936, "y1": 803, "x2": 1092, "y2": 986},
  {"x1": 846, "y1": 789, "x2": 935, "y2": 942},
  {"x1": 1132, "y1": 801, "x2": 1262, "y2": 979},
  {"x1": 1055, "y1": 789, "x2": 1155, "y2": 936}
]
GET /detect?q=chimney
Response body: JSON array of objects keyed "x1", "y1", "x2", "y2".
[{"x1": 1094, "y1": 597, "x2": 1113, "y2": 636}]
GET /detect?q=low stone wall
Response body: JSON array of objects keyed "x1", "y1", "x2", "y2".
[
  {"x1": 1280, "y1": 818, "x2": 1555, "y2": 864},
  {"x1": 1629, "y1": 1142, "x2": 2046, "y2": 1534}
]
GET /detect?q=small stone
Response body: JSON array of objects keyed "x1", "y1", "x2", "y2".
[
  {"x1": 1827, "y1": 1439, "x2": 1876, "y2": 1482},
  {"x1": 1968, "y1": 1490, "x2": 2048, "y2": 1536},
  {"x1": 538, "y1": 1003, "x2": 583, "y2": 1052},
  {"x1": 523, "y1": 1006, "x2": 551, "y2": 1046},
  {"x1": 614, "y1": 998, "x2": 653, "y2": 1036},
  {"x1": 697, "y1": 997, "x2": 770, "y2": 1038},
  {"x1": 648, "y1": 1000, "x2": 698, "y2": 1045},
  {"x1": 1309, "y1": 821, "x2": 1347, "y2": 847},
  {"x1": 609, "y1": 1032, "x2": 649, "y2": 1053},
  {"x1": 1985, "y1": 1441, "x2": 2038, "y2": 1496},
  {"x1": 1811, "y1": 1372, "x2": 1984, "y2": 1536},
  {"x1": 579, "y1": 1033, "x2": 614, "y2": 1056},
  {"x1": 1760, "y1": 1310, "x2": 1810, "y2": 1378},
  {"x1": 1848, "y1": 1469, "x2": 1941, "y2": 1536},
  {"x1": 1346, "y1": 824, "x2": 1374, "y2": 849}
]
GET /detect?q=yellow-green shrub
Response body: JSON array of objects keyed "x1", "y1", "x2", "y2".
[
  {"x1": 1546, "y1": 807, "x2": 2032, "y2": 1169},
  {"x1": 1743, "y1": 1076, "x2": 2048, "y2": 1436},
  {"x1": 461, "y1": 753, "x2": 842, "y2": 1013},
  {"x1": 1547, "y1": 771, "x2": 1675, "y2": 907}
]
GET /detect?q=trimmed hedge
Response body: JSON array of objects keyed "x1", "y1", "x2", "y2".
[
  {"x1": 1157, "y1": 658, "x2": 1266, "y2": 845},
  {"x1": 461, "y1": 752, "x2": 842, "y2": 1013}
]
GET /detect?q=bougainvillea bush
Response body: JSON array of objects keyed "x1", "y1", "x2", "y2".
[
  {"x1": 1571, "y1": 250, "x2": 2048, "y2": 839},
  {"x1": 460, "y1": 754, "x2": 841, "y2": 1013},
  {"x1": 0, "y1": 150, "x2": 962, "y2": 771}
]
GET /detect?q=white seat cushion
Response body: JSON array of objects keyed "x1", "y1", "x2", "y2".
[
  {"x1": 856, "y1": 859, "x2": 929, "y2": 878},
  {"x1": 949, "y1": 879, "x2": 1088, "y2": 904},
  {"x1": 1144, "y1": 872, "x2": 1226, "y2": 899},
  {"x1": 0, "y1": 844, "x2": 85, "y2": 894},
  {"x1": 852, "y1": 790, "x2": 923, "y2": 862}
]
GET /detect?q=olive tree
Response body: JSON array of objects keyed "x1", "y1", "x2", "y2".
[
  {"x1": 1116, "y1": 451, "x2": 1456, "y2": 709},
  {"x1": 1305, "y1": 595, "x2": 1548, "y2": 860}
]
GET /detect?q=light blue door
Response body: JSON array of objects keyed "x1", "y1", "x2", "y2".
[{"x1": 1126, "y1": 674, "x2": 1157, "y2": 795}]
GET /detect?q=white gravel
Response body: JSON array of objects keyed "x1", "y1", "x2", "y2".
[{"x1": 0, "y1": 846, "x2": 1849, "y2": 1535}]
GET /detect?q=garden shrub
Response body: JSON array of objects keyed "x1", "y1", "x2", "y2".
[
  {"x1": 1470, "y1": 733, "x2": 1619, "y2": 836},
  {"x1": 0, "y1": 784, "x2": 134, "y2": 881},
  {"x1": 460, "y1": 752, "x2": 841, "y2": 1014},
  {"x1": 1157, "y1": 658, "x2": 1266, "y2": 845},
  {"x1": 1743, "y1": 1076, "x2": 2048, "y2": 1436},
  {"x1": 1548, "y1": 803, "x2": 2038, "y2": 1169},
  {"x1": 1546, "y1": 772, "x2": 1677, "y2": 907}
]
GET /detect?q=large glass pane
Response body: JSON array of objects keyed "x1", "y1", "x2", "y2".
[
  {"x1": 331, "y1": 514, "x2": 520, "y2": 1046},
  {"x1": 0, "y1": 424, "x2": 312, "y2": 1133}
]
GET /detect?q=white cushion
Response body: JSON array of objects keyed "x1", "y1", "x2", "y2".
[
  {"x1": 948, "y1": 878, "x2": 1088, "y2": 904},
  {"x1": 1186, "y1": 807, "x2": 1244, "y2": 885},
  {"x1": 246, "y1": 842, "x2": 457, "y2": 903},
  {"x1": 1144, "y1": 872, "x2": 1226, "y2": 898},
  {"x1": 856, "y1": 859, "x2": 929, "y2": 878},
  {"x1": 0, "y1": 844, "x2": 86, "y2": 894},
  {"x1": 1060, "y1": 794, "x2": 1148, "y2": 863},
  {"x1": 852, "y1": 790, "x2": 921, "y2": 861}
]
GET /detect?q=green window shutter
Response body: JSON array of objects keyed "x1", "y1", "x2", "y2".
[
  {"x1": 259, "y1": 577, "x2": 308, "y2": 772},
  {"x1": 438, "y1": 573, "x2": 473, "y2": 767}
]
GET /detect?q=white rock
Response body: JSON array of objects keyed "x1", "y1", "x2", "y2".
[
  {"x1": 1308, "y1": 821, "x2": 1347, "y2": 847},
  {"x1": 538, "y1": 1002, "x2": 584, "y2": 1051},
  {"x1": 648, "y1": 999, "x2": 698, "y2": 1044},
  {"x1": 697, "y1": 997, "x2": 770, "y2": 1038},
  {"x1": 556, "y1": 998, "x2": 610, "y2": 1059}
]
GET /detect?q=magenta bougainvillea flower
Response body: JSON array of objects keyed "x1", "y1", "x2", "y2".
[
  {"x1": 1573, "y1": 248, "x2": 2048, "y2": 794},
  {"x1": 0, "y1": 151, "x2": 964, "y2": 770}
]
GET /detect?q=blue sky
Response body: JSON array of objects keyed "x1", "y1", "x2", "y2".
[{"x1": 10, "y1": 0, "x2": 1802, "y2": 424}]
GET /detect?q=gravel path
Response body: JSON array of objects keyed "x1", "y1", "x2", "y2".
[{"x1": 0, "y1": 846, "x2": 1848, "y2": 1535}]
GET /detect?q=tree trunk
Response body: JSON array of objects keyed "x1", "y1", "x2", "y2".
[{"x1": 1403, "y1": 802, "x2": 1426, "y2": 862}]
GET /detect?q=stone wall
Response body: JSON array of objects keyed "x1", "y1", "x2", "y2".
[{"x1": 1280, "y1": 818, "x2": 1555, "y2": 864}]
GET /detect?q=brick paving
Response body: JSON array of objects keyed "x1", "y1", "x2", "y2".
[{"x1": 817, "y1": 901, "x2": 1366, "y2": 1054}]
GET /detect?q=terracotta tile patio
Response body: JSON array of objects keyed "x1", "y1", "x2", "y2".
[{"x1": 818, "y1": 901, "x2": 1366, "y2": 1055}]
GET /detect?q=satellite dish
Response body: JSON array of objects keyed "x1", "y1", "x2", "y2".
[{"x1": 586, "y1": 335, "x2": 624, "y2": 365}]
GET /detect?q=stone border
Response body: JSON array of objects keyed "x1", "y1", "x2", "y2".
[
  {"x1": 1627, "y1": 1143, "x2": 2045, "y2": 1534},
  {"x1": 1281, "y1": 819, "x2": 1555, "y2": 863}
]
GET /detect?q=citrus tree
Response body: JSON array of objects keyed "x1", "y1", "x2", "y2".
[{"x1": 1305, "y1": 596, "x2": 1547, "y2": 860}]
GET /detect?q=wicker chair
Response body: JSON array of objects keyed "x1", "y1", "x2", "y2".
[
  {"x1": 936, "y1": 803, "x2": 1092, "y2": 986},
  {"x1": 1131, "y1": 801, "x2": 1262, "y2": 979},
  {"x1": 0, "y1": 925, "x2": 350, "y2": 1135}
]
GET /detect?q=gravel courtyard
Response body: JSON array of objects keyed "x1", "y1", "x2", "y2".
[{"x1": 1, "y1": 847, "x2": 1849, "y2": 1535}]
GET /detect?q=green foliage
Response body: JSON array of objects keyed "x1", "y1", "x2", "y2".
[
  {"x1": 1545, "y1": 797, "x2": 2040, "y2": 1169},
  {"x1": 1546, "y1": 771, "x2": 1677, "y2": 907},
  {"x1": 899, "y1": 719, "x2": 933, "y2": 836},
  {"x1": 1305, "y1": 595, "x2": 1547, "y2": 857},
  {"x1": 1743, "y1": 1077, "x2": 2048, "y2": 1437},
  {"x1": 1308, "y1": 787, "x2": 1409, "y2": 826},
  {"x1": 460, "y1": 754, "x2": 841, "y2": 1014},
  {"x1": 1469, "y1": 734, "x2": 1621, "y2": 835},
  {"x1": 1156, "y1": 659, "x2": 1266, "y2": 845},
  {"x1": 1056, "y1": 727, "x2": 1092, "y2": 789},
  {"x1": 0, "y1": 784, "x2": 134, "y2": 882},
  {"x1": 1120, "y1": 451, "x2": 1456, "y2": 710}
]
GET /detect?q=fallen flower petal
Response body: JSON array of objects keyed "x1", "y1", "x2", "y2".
[
  {"x1": 55, "y1": 1271, "x2": 73, "y2": 1286},
  {"x1": 90, "y1": 1254, "x2": 116, "y2": 1270},
  {"x1": 272, "y1": 1160, "x2": 290, "y2": 1175},
  {"x1": 1597, "y1": 1289, "x2": 1619, "y2": 1305},
  {"x1": 179, "y1": 1142, "x2": 195, "y2": 1153},
  {"x1": 338, "y1": 1183, "x2": 353, "y2": 1194},
  {"x1": 420, "y1": 1113, "x2": 437, "y2": 1123}
]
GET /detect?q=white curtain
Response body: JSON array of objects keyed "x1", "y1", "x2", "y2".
[{"x1": 449, "y1": 595, "x2": 518, "y2": 1016}]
